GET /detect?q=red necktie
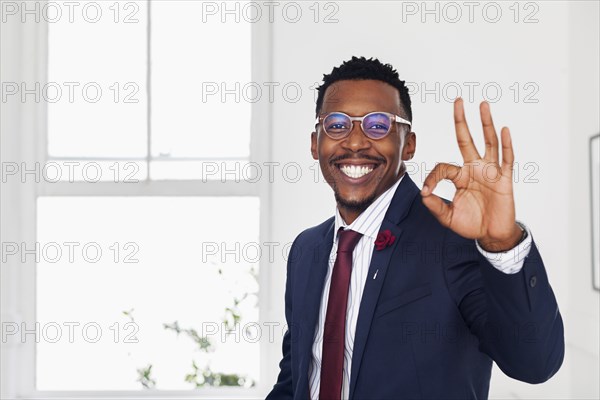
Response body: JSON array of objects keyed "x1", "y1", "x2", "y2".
[{"x1": 319, "y1": 228, "x2": 363, "y2": 400}]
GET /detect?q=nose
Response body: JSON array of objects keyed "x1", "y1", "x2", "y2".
[{"x1": 341, "y1": 121, "x2": 371, "y2": 152}]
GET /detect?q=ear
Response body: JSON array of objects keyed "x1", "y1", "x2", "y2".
[
  {"x1": 311, "y1": 131, "x2": 318, "y2": 160},
  {"x1": 402, "y1": 131, "x2": 416, "y2": 161}
]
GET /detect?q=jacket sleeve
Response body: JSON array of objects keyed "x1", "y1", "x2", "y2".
[
  {"x1": 443, "y1": 230, "x2": 565, "y2": 383},
  {"x1": 265, "y1": 239, "x2": 298, "y2": 399}
]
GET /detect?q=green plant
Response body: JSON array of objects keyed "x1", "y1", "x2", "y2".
[
  {"x1": 136, "y1": 364, "x2": 156, "y2": 389},
  {"x1": 129, "y1": 264, "x2": 258, "y2": 389}
]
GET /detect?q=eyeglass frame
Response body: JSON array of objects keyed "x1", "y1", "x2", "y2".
[{"x1": 314, "y1": 111, "x2": 412, "y2": 140}]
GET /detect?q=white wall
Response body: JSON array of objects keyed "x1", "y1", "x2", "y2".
[
  {"x1": 267, "y1": 1, "x2": 598, "y2": 398},
  {"x1": 567, "y1": 0, "x2": 600, "y2": 397}
]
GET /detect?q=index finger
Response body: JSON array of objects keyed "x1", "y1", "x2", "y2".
[
  {"x1": 421, "y1": 162, "x2": 462, "y2": 195},
  {"x1": 454, "y1": 98, "x2": 481, "y2": 163}
]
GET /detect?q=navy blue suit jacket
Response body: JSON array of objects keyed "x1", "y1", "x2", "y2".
[{"x1": 267, "y1": 174, "x2": 564, "y2": 399}]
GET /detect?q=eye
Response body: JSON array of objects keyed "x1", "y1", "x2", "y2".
[
  {"x1": 323, "y1": 113, "x2": 350, "y2": 132},
  {"x1": 328, "y1": 122, "x2": 349, "y2": 130},
  {"x1": 366, "y1": 123, "x2": 389, "y2": 130},
  {"x1": 364, "y1": 113, "x2": 391, "y2": 133}
]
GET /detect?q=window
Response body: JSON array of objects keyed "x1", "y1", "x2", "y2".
[
  {"x1": 12, "y1": 0, "x2": 271, "y2": 397},
  {"x1": 36, "y1": 196, "x2": 260, "y2": 390}
]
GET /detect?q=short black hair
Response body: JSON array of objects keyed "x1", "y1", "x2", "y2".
[{"x1": 315, "y1": 56, "x2": 412, "y2": 122}]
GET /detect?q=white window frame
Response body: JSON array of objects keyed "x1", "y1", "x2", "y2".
[{"x1": 1, "y1": 1, "x2": 276, "y2": 398}]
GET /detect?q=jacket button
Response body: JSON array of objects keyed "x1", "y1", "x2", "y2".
[{"x1": 529, "y1": 276, "x2": 537, "y2": 288}]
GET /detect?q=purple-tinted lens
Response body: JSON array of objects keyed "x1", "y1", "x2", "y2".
[
  {"x1": 323, "y1": 113, "x2": 352, "y2": 138},
  {"x1": 362, "y1": 113, "x2": 392, "y2": 139}
]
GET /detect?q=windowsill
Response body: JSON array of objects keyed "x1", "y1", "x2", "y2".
[{"x1": 19, "y1": 388, "x2": 266, "y2": 400}]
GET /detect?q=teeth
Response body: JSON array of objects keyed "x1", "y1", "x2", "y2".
[{"x1": 340, "y1": 165, "x2": 374, "y2": 179}]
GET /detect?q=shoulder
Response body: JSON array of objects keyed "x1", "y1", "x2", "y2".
[
  {"x1": 284, "y1": 216, "x2": 334, "y2": 268},
  {"x1": 404, "y1": 193, "x2": 445, "y2": 228},
  {"x1": 406, "y1": 194, "x2": 473, "y2": 246},
  {"x1": 292, "y1": 216, "x2": 334, "y2": 247}
]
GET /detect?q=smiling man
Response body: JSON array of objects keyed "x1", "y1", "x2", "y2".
[{"x1": 266, "y1": 57, "x2": 564, "y2": 400}]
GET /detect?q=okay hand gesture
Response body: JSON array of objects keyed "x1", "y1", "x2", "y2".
[{"x1": 421, "y1": 98, "x2": 523, "y2": 252}]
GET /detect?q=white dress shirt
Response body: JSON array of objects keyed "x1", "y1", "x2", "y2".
[{"x1": 308, "y1": 174, "x2": 533, "y2": 399}]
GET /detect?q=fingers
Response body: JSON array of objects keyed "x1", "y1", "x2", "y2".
[
  {"x1": 500, "y1": 126, "x2": 515, "y2": 176},
  {"x1": 421, "y1": 162, "x2": 462, "y2": 195},
  {"x1": 421, "y1": 193, "x2": 453, "y2": 228},
  {"x1": 480, "y1": 101, "x2": 499, "y2": 163},
  {"x1": 454, "y1": 98, "x2": 481, "y2": 163}
]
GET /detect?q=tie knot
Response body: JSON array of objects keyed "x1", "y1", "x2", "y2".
[{"x1": 337, "y1": 228, "x2": 363, "y2": 253}]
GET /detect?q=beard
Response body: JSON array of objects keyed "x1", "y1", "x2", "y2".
[{"x1": 333, "y1": 185, "x2": 379, "y2": 215}]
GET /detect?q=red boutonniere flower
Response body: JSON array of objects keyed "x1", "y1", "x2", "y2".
[{"x1": 375, "y1": 229, "x2": 395, "y2": 251}]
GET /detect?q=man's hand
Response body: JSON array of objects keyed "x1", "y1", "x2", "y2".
[{"x1": 421, "y1": 98, "x2": 523, "y2": 252}]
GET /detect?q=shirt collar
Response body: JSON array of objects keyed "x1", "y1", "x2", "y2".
[{"x1": 334, "y1": 174, "x2": 405, "y2": 243}]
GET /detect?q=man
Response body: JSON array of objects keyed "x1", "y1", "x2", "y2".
[{"x1": 267, "y1": 57, "x2": 564, "y2": 399}]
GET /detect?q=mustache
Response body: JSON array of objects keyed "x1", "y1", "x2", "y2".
[{"x1": 330, "y1": 154, "x2": 386, "y2": 165}]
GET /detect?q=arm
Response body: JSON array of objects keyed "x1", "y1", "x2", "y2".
[
  {"x1": 422, "y1": 99, "x2": 564, "y2": 382},
  {"x1": 265, "y1": 239, "x2": 297, "y2": 399},
  {"x1": 445, "y1": 230, "x2": 564, "y2": 383}
]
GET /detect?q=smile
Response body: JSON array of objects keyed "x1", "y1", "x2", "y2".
[{"x1": 338, "y1": 164, "x2": 376, "y2": 179}]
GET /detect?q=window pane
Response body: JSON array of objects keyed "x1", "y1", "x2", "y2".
[
  {"x1": 47, "y1": 1, "x2": 148, "y2": 158},
  {"x1": 150, "y1": 159, "x2": 254, "y2": 181},
  {"x1": 39, "y1": 160, "x2": 148, "y2": 182},
  {"x1": 36, "y1": 196, "x2": 260, "y2": 390},
  {"x1": 151, "y1": 1, "x2": 252, "y2": 161}
]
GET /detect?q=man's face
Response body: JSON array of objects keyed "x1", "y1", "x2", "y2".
[{"x1": 311, "y1": 79, "x2": 416, "y2": 219}]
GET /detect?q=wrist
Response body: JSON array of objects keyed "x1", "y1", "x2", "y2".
[{"x1": 478, "y1": 222, "x2": 525, "y2": 252}]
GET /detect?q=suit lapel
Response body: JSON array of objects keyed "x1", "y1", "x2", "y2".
[
  {"x1": 296, "y1": 219, "x2": 335, "y2": 393},
  {"x1": 300, "y1": 222, "x2": 334, "y2": 333},
  {"x1": 349, "y1": 175, "x2": 420, "y2": 399}
]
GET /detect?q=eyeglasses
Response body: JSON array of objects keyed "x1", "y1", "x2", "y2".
[{"x1": 315, "y1": 111, "x2": 412, "y2": 140}]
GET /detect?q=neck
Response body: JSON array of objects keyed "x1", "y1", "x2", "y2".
[
  {"x1": 338, "y1": 207, "x2": 362, "y2": 226},
  {"x1": 338, "y1": 169, "x2": 406, "y2": 225}
]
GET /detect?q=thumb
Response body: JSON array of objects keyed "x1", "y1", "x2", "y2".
[{"x1": 421, "y1": 192, "x2": 452, "y2": 228}]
